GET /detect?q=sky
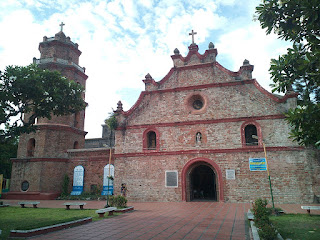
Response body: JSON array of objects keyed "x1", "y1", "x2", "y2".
[{"x1": 0, "y1": 0, "x2": 291, "y2": 139}]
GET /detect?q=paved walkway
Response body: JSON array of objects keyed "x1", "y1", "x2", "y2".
[
  {"x1": 3, "y1": 200, "x2": 250, "y2": 240},
  {"x1": 2, "y1": 200, "x2": 319, "y2": 239}
]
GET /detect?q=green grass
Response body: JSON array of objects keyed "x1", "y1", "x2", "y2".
[
  {"x1": 0, "y1": 207, "x2": 118, "y2": 240},
  {"x1": 270, "y1": 214, "x2": 320, "y2": 240}
]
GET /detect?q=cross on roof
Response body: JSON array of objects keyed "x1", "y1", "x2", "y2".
[
  {"x1": 189, "y1": 30, "x2": 197, "y2": 44},
  {"x1": 60, "y1": 22, "x2": 65, "y2": 32}
]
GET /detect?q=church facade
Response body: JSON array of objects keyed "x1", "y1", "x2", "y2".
[{"x1": 5, "y1": 29, "x2": 320, "y2": 203}]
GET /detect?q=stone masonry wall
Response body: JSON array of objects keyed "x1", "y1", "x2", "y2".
[
  {"x1": 9, "y1": 160, "x2": 68, "y2": 193},
  {"x1": 123, "y1": 83, "x2": 291, "y2": 128},
  {"x1": 67, "y1": 149, "x2": 112, "y2": 193},
  {"x1": 114, "y1": 149, "x2": 317, "y2": 203},
  {"x1": 17, "y1": 128, "x2": 85, "y2": 158},
  {"x1": 115, "y1": 118, "x2": 296, "y2": 154}
]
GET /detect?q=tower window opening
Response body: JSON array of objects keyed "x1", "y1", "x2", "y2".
[
  {"x1": 245, "y1": 125, "x2": 258, "y2": 145},
  {"x1": 73, "y1": 141, "x2": 79, "y2": 149},
  {"x1": 27, "y1": 138, "x2": 36, "y2": 157},
  {"x1": 147, "y1": 131, "x2": 157, "y2": 149}
]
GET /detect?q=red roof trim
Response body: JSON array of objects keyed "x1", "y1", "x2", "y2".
[
  {"x1": 37, "y1": 124, "x2": 87, "y2": 135},
  {"x1": 171, "y1": 47, "x2": 217, "y2": 63},
  {"x1": 122, "y1": 80, "x2": 254, "y2": 116},
  {"x1": 157, "y1": 68, "x2": 175, "y2": 85},
  {"x1": 12, "y1": 157, "x2": 69, "y2": 162},
  {"x1": 114, "y1": 146, "x2": 303, "y2": 158},
  {"x1": 253, "y1": 79, "x2": 298, "y2": 103},
  {"x1": 214, "y1": 61, "x2": 239, "y2": 77}
]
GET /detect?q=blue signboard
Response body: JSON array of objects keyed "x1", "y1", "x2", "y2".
[
  {"x1": 102, "y1": 185, "x2": 114, "y2": 196},
  {"x1": 249, "y1": 158, "x2": 267, "y2": 171}
]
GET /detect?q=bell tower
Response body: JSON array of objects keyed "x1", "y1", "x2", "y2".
[{"x1": 8, "y1": 23, "x2": 88, "y2": 199}]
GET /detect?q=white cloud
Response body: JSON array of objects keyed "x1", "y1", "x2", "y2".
[
  {"x1": 0, "y1": 9, "x2": 43, "y2": 67},
  {"x1": 217, "y1": 23, "x2": 290, "y2": 91},
  {"x1": 0, "y1": 0, "x2": 289, "y2": 138}
]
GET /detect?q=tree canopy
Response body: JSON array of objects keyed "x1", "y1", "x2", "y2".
[
  {"x1": 0, "y1": 136, "x2": 17, "y2": 178},
  {"x1": 0, "y1": 64, "x2": 86, "y2": 143},
  {"x1": 256, "y1": 0, "x2": 320, "y2": 147}
]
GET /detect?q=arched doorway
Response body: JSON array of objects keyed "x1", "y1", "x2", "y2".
[
  {"x1": 190, "y1": 165, "x2": 216, "y2": 201},
  {"x1": 181, "y1": 158, "x2": 224, "y2": 202}
]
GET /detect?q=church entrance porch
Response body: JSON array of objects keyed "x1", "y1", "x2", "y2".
[
  {"x1": 190, "y1": 165, "x2": 217, "y2": 201},
  {"x1": 182, "y1": 158, "x2": 224, "y2": 202}
]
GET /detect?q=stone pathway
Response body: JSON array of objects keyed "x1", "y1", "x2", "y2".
[
  {"x1": 30, "y1": 202, "x2": 249, "y2": 240},
  {"x1": 3, "y1": 199, "x2": 318, "y2": 239}
]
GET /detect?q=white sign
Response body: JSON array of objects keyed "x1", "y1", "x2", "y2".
[
  {"x1": 71, "y1": 165, "x2": 84, "y2": 195},
  {"x1": 103, "y1": 164, "x2": 115, "y2": 185},
  {"x1": 102, "y1": 164, "x2": 115, "y2": 195},
  {"x1": 73, "y1": 165, "x2": 84, "y2": 186},
  {"x1": 226, "y1": 169, "x2": 235, "y2": 180}
]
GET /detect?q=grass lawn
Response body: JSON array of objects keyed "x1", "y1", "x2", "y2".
[
  {"x1": 0, "y1": 206, "x2": 118, "y2": 240},
  {"x1": 270, "y1": 214, "x2": 320, "y2": 240}
]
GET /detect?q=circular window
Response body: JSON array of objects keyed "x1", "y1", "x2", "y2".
[
  {"x1": 21, "y1": 181, "x2": 29, "y2": 191},
  {"x1": 185, "y1": 93, "x2": 207, "y2": 114},
  {"x1": 193, "y1": 99, "x2": 203, "y2": 110}
]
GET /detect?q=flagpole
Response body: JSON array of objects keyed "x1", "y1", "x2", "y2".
[{"x1": 263, "y1": 142, "x2": 275, "y2": 210}]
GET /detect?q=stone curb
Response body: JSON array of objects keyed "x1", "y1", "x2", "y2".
[
  {"x1": 9, "y1": 217, "x2": 92, "y2": 238},
  {"x1": 9, "y1": 207, "x2": 134, "y2": 238},
  {"x1": 114, "y1": 206, "x2": 134, "y2": 213},
  {"x1": 247, "y1": 210, "x2": 260, "y2": 240}
]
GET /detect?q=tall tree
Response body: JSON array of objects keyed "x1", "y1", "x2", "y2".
[
  {"x1": 0, "y1": 136, "x2": 18, "y2": 178},
  {"x1": 0, "y1": 64, "x2": 86, "y2": 143},
  {"x1": 256, "y1": 0, "x2": 320, "y2": 147}
]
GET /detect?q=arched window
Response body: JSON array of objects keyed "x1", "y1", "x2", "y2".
[
  {"x1": 245, "y1": 124, "x2": 258, "y2": 146},
  {"x1": 143, "y1": 128, "x2": 160, "y2": 151},
  {"x1": 147, "y1": 131, "x2": 157, "y2": 149},
  {"x1": 241, "y1": 121, "x2": 262, "y2": 147},
  {"x1": 73, "y1": 141, "x2": 79, "y2": 149},
  {"x1": 27, "y1": 138, "x2": 36, "y2": 157}
]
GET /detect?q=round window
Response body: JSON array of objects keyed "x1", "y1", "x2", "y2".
[
  {"x1": 193, "y1": 99, "x2": 203, "y2": 110},
  {"x1": 21, "y1": 181, "x2": 29, "y2": 191},
  {"x1": 186, "y1": 93, "x2": 207, "y2": 114}
]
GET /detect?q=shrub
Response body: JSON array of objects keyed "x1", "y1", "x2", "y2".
[
  {"x1": 105, "y1": 113, "x2": 118, "y2": 130},
  {"x1": 61, "y1": 174, "x2": 70, "y2": 196},
  {"x1": 259, "y1": 223, "x2": 277, "y2": 240},
  {"x1": 252, "y1": 198, "x2": 277, "y2": 240},
  {"x1": 109, "y1": 195, "x2": 127, "y2": 208},
  {"x1": 252, "y1": 198, "x2": 270, "y2": 228},
  {"x1": 90, "y1": 184, "x2": 103, "y2": 195}
]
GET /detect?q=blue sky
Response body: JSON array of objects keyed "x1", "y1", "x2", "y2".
[{"x1": 0, "y1": 0, "x2": 290, "y2": 138}]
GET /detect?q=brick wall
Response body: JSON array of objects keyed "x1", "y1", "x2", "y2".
[
  {"x1": 113, "y1": 44, "x2": 319, "y2": 203},
  {"x1": 67, "y1": 149, "x2": 113, "y2": 193},
  {"x1": 114, "y1": 149, "x2": 318, "y2": 203}
]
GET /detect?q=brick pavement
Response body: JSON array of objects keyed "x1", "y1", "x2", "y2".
[{"x1": 2, "y1": 200, "x2": 319, "y2": 239}]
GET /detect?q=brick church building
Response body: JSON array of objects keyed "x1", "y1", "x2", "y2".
[{"x1": 5, "y1": 28, "x2": 320, "y2": 203}]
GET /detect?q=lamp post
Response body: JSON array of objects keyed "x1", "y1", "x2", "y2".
[{"x1": 252, "y1": 136, "x2": 275, "y2": 210}]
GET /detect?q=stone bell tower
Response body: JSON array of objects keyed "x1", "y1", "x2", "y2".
[{"x1": 7, "y1": 23, "x2": 88, "y2": 199}]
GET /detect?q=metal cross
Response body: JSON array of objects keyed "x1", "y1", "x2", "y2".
[
  {"x1": 189, "y1": 30, "x2": 197, "y2": 44},
  {"x1": 60, "y1": 22, "x2": 65, "y2": 32}
]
